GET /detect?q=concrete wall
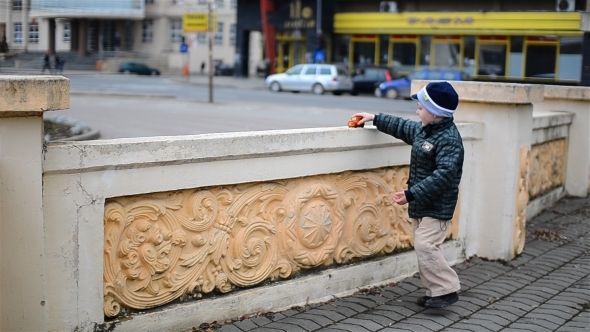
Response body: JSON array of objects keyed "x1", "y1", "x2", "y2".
[{"x1": 0, "y1": 75, "x2": 588, "y2": 331}]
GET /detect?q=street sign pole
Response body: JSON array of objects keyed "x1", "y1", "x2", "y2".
[{"x1": 208, "y1": 1, "x2": 214, "y2": 103}]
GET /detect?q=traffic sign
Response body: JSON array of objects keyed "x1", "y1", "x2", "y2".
[
  {"x1": 180, "y1": 43, "x2": 188, "y2": 53},
  {"x1": 183, "y1": 12, "x2": 217, "y2": 32}
]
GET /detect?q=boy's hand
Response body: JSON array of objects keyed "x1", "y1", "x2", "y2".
[
  {"x1": 393, "y1": 191, "x2": 408, "y2": 205},
  {"x1": 351, "y1": 112, "x2": 375, "y2": 126}
]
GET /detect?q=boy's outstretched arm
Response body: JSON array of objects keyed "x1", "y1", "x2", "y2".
[{"x1": 352, "y1": 112, "x2": 375, "y2": 125}]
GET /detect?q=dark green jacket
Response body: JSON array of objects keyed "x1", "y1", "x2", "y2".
[{"x1": 374, "y1": 113, "x2": 464, "y2": 220}]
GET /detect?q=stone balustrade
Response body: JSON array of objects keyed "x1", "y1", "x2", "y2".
[{"x1": 0, "y1": 75, "x2": 587, "y2": 332}]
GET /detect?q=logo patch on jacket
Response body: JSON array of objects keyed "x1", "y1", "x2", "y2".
[{"x1": 422, "y1": 141, "x2": 434, "y2": 152}]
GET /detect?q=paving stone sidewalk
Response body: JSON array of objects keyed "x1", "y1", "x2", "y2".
[{"x1": 197, "y1": 196, "x2": 589, "y2": 332}]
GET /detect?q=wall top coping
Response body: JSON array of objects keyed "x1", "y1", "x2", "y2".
[
  {"x1": 44, "y1": 123, "x2": 483, "y2": 174},
  {"x1": 411, "y1": 80, "x2": 544, "y2": 105},
  {"x1": 543, "y1": 85, "x2": 590, "y2": 101},
  {"x1": 532, "y1": 111, "x2": 574, "y2": 130},
  {"x1": 0, "y1": 75, "x2": 69, "y2": 117}
]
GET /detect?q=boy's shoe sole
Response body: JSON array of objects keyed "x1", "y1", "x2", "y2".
[
  {"x1": 416, "y1": 296, "x2": 431, "y2": 307},
  {"x1": 424, "y1": 293, "x2": 459, "y2": 309}
]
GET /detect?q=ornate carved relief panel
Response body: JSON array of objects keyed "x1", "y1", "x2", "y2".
[
  {"x1": 513, "y1": 146, "x2": 530, "y2": 257},
  {"x1": 527, "y1": 139, "x2": 567, "y2": 199},
  {"x1": 104, "y1": 166, "x2": 460, "y2": 317}
]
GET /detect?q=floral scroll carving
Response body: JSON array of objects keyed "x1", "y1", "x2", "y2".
[
  {"x1": 513, "y1": 146, "x2": 530, "y2": 257},
  {"x1": 104, "y1": 166, "x2": 460, "y2": 317},
  {"x1": 527, "y1": 139, "x2": 567, "y2": 199}
]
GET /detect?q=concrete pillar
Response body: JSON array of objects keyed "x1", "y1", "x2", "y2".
[
  {"x1": 0, "y1": 76, "x2": 70, "y2": 331},
  {"x1": 412, "y1": 80, "x2": 542, "y2": 261},
  {"x1": 535, "y1": 86, "x2": 590, "y2": 197},
  {"x1": 21, "y1": 0, "x2": 28, "y2": 51}
]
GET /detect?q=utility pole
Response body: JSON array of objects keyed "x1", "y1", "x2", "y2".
[
  {"x1": 316, "y1": 0, "x2": 322, "y2": 36},
  {"x1": 208, "y1": 1, "x2": 214, "y2": 103}
]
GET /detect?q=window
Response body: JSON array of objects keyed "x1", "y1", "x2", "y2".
[
  {"x1": 14, "y1": 23, "x2": 22, "y2": 44},
  {"x1": 230, "y1": 24, "x2": 236, "y2": 46},
  {"x1": 197, "y1": 33, "x2": 207, "y2": 45},
  {"x1": 142, "y1": 20, "x2": 153, "y2": 43},
  {"x1": 13, "y1": 0, "x2": 22, "y2": 10},
  {"x1": 215, "y1": 0, "x2": 224, "y2": 8},
  {"x1": 63, "y1": 22, "x2": 71, "y2": 43},
  {"x1": 320, "y1": 67, "x2": 331, "y2": 75},
  {"x1": 214, "y1": 22, "x2": 223, "y2": 45},
  {"x1": 29, "y1": 22, "x2": 39, "y2": 43},
  {"x1": 304, "y1": 66, "x2": 317, "y2": 75},
  {"x1": 171, "y1": 18, "x2": 182, "y2": 43}
]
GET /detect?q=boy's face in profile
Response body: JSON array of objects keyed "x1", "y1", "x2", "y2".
[{"x1": 416, "y1": 102, "x2": 438, "y2": 127}]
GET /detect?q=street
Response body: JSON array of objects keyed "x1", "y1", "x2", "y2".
[{"x1": 54, "y1": 75, "x2": 419, "y2": 139}]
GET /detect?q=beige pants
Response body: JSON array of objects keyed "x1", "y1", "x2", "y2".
[{"x1": 411, "y1": 217, "x2": 461, "y2": 297}]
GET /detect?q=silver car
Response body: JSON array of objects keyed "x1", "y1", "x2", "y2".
[{"x1": 265, "y1": 64, "x2": 353, "y2": 95}]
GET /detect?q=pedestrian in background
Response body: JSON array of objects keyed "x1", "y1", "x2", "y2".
[
  {"x1": 41, "y1": 53, "x2": 52, "y2": 74},
  {"x1": 351, "y1": 81, "x2": 464, "y2": 309},
  {"x1": 55, "y1": 55, "x2": 65, "y2": 74}
]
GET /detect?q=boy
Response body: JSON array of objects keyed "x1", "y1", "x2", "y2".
[{"x1": 352, "y1": 81, "x2": 463, "y2": 309}]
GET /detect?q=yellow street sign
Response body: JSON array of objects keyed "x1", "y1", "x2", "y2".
[{"x1": 183, "y1": 12, "x2": 217, "y2": 32}]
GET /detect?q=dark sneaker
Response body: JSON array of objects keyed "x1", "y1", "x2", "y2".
[
  {"x1": 424, "y1": 292, "x2": 459, "y2": 309},
  {"x1": 416, "y1": 296, "x2": 431, "y2": 307}
]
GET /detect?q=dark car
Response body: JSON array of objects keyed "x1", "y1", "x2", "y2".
[
  {"x1": 118, "y1": 62, "x2": 160, "y2": 76},
  {"x1": 377, "y1": 68, "x2": 469, "y2": 99},
  {"x1": 215, "y1": 63, "x2": 235, "y2": 76},
  {"x1": 350, "y1": 66, "x2": 396, "y2": 96}
]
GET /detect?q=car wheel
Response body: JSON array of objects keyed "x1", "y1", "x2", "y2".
[
  {"x1": 385, "y1": 88, "x2": 399, "y2": 99},
  {"x1": 150, "y1": 70, "x2": 158, "y2": 76},
  {"x1": 374, "y1": 87, "x2": 383, "y2": 98},
  {"x1": 332, "y1": 91, "x2": 342, "y2": 96},
  {"x1": 350, "y1": 91, "x2": 358, "y2": 96},
  {"x1": 312, "y1": 83, "x2": 324, "y2": 95},
  {"x1": 269, "y1": 81, "x2": 281, "y2": 92}
]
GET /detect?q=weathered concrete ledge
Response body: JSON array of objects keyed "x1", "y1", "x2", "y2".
[
  {"x1": 412, "y1": 80, "x2": 544, "y2": 104},
  {"x1": 544, "y1": 85, "x2": 590, "y2": 101},
  {"x1": 0, "y1": 75, "x2": 69, "y2": 117}
]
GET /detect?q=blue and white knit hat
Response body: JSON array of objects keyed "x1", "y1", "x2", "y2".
[{"x1": 411, "y1": 81, "x2": 459, "y2": 118}]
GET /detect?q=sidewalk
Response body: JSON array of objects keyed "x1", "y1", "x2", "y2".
[{"x1": 192, "y1": 196, "x2": 589, "y2": 332}]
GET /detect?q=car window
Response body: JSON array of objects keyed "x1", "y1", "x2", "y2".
[
  {"x1": 426, "y1": 71, "x2": 443, "y2": 80},
  {"x1": 442, "y1": 71, "x2": 457, "y2": 80},
  {"x1": 364, "y1": 69, "x2": 384, "y2": 80},
  {"x1": 304, "y1": 66, "x2": 318, "y2": 75},
  {"x1": 410, "y1": 70, "x2": 427, "y2": 80},
  {"x1": 319, "y1": 67, "x2": 331, "y2": 75},
  {"x1": 286, "y1": 65, "x2": 304, "y2": 75}
]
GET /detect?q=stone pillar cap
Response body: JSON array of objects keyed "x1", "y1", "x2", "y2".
[
  {"x1": 0, "y1": 75, "x2": 70, "y2": 117},
  {"x1": 411, "y1": 80, "x2": 544, "y2": 105}
]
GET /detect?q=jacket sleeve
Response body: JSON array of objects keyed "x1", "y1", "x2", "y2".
[
  {"x1": 374, "y1": 113, "x2": 421, "y2": 145},
  {"x1": 408, "y1": 138, "x2": 463, "y2": 204}
]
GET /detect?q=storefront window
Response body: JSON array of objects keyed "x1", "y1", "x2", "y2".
[
  {"x1": 509, "y1": 36, "x2": 523, "y2": 78},
  {"x1": 463, "y1": 36, "x2": 475, "y2": 76},
  {"x1": 333, "y1": 34, "x2": 350, "y2": 66},
  {"x1": 392, "y1": 43, "x2": 417, "y2": 75},
  {"x1": 525, "y1": 37, "x2": 557, "y2": 79},
  {"x1": 379, "y1": 35, "x2": 389, "y2": 65},
  {"x1": 432, "y1": 36, "x2": 462, "y2": 70},
  {"x1": 353, "y1": 42, "x2": 375, "y2": 68},
  {"x1": 558, "y1": 36, "x2": 582, "y2": 80}
]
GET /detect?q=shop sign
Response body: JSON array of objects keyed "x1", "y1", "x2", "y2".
[
  {"x1": 407, "y1": 16, "x2": 474, "y2": 25},
  {"x1": 183, "y1": 12, "x2": 217, "y2": 33},
  {"x1": 279, "y1": 0, "x2": 316, "y2": 29}
]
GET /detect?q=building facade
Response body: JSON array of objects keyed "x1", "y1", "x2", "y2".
[
  {"x1": 0, "y1": 0, "x2": 254, "y2": 74},
  {"x1": 239, "y1": 0, "x2": 590, "y2": 85}
]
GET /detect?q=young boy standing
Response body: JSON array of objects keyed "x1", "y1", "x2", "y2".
[{"x1": 352, "y1": 81, "x2": 463, "y2": 309}]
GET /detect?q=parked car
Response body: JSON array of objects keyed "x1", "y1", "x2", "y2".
[
  {"x1": 350, "y1": 66, "x2": 397, "y2": 96},
  {"x1": 215, "y1": 63, "x2": 235, "y2": 76},
  {"x1": 265, "y1": 64, "x2": 353, "y2": 95},
  {"x1": 376, "y1": 68, "x2": 469, "y2": 99},
  {"x1": 118, "y1": 62, "x2": 160, "y2": 76}
]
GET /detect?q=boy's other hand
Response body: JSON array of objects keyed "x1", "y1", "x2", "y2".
[
  {"x1": 351, "y1": 112, "x2": 375, "y2": 126},
  {"x1": 393, "y1": 191, "x2": 408, "y2": 205}
]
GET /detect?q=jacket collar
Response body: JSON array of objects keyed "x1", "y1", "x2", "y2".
[{"x1": 422, "y1": 116, "x2": 454, "y2": 137}]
